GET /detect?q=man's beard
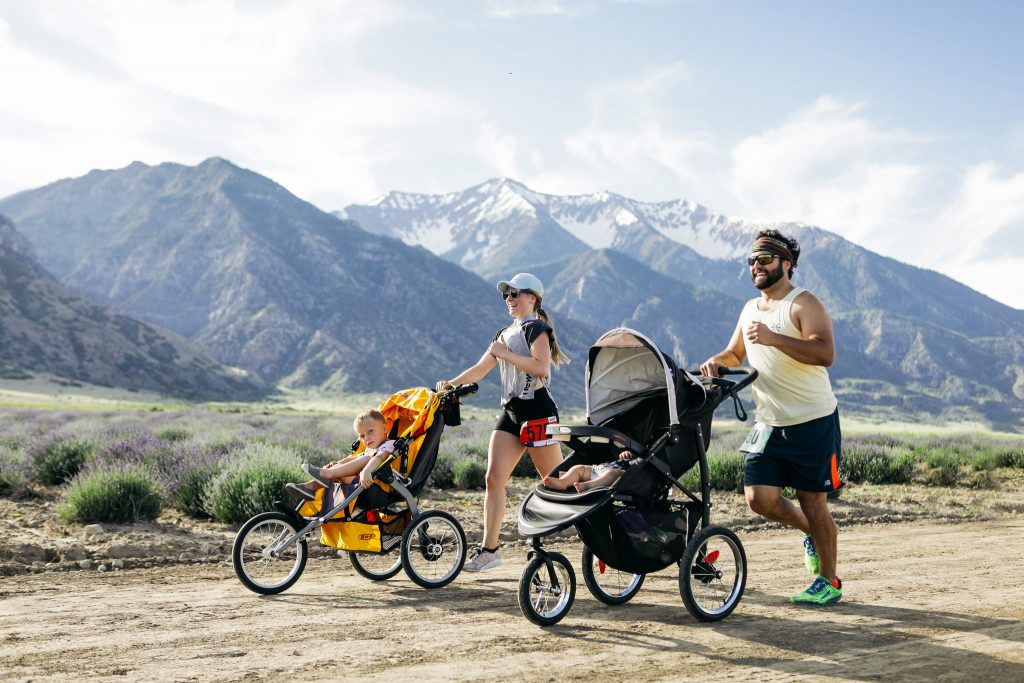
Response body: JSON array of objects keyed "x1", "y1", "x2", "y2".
[{"x1": 752, "y1": 266, "x2": 784, "y2": 290}]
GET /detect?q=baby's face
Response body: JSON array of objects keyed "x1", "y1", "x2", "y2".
[{"x1": 357, "y1": 419, "x2": 388, "y2": 449}]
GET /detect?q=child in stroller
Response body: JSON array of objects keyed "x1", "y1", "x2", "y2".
[
  {"x1": 515, "y1": 328, "x2": 757, "y2": 626},
  {"x1": 541, "y1": 450, "x2": 641, "y2": 492},
  {"x1": 232, "y1": 384, "x2": 477, "y2": 596},
  {"x1": 286, "y1": 409, "x2": 396, "y2": 500}
]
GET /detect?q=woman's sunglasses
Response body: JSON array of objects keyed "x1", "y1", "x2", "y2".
[
  {"x1": 502, "y1": 289, "x2": 532, "y2": 300},
  {"x1": 746, "y1": 253, "x2": 778, "y2": 266}
]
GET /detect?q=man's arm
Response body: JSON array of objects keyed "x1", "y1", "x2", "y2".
[
  {"x1": 700, "y1": 320, "x2": 746, "y2": 376},
  {"x1": 745, "y1": 292, "x2": 835, "y2": 366}
]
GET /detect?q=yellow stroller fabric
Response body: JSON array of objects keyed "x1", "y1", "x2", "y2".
[{"x1": 297, "y1": 387, "x2": 440, "y2": 551}]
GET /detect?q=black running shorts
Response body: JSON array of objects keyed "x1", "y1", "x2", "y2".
[
  {"x1": 743, "y1": 408, "x2": 843, "y2": 492},
  {"x1": 494, "y1": 388, "x2": 559, "y2": 442}
]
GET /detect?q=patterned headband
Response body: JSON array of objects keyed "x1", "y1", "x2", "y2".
[{"x1": 750, "y1": 237, "x2": 795, "y2": 263}]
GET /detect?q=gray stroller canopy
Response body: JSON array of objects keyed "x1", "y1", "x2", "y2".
[{"x1": 585, "y1": 328, "x2": 706, "y2": 427}]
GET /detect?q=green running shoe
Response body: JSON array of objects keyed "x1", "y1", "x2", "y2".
[
  {"x1": 791, "y1": 576, "x2": 842, "y2": 606},
  {"x1": 803, "y1": 535, "x2": 820, "y2": 575}
]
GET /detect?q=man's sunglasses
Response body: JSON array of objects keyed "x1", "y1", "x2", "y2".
[
  {"x1": 502, "y1": 289, "x2": 532, "y2": 300},
  {"x1": 747, "y1": 253, "x2": 778, "y2": 266}
]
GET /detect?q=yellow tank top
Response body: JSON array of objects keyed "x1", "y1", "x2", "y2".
[{"x1": 739, "y1": 287, "x2": 837, "y2": 427}]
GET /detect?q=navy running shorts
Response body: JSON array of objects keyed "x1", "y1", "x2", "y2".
[
  {"x1": 743, "y1": 408, "x2": 843, "y2": 492},
  {"x1": 494, "y1": 388, "x2": 559, "y2": 442}
]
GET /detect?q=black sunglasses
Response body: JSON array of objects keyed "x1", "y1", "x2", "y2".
[
  {"x1": 502, "y1": 289, "x2": 533, "y2": 300},
  {"x1": 747, "y1": 253, "x2": 778, "y2": 266}
]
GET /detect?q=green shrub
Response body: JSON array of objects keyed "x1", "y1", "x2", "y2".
[
  {"x1": 453, "y1": 458, "x2": 487, "y2": 490},
  {"x1": 29, "y1": 436, "x2": 95, "y2": 485},
  {"x1": 59, "y1": 464, "x2": 162, "y2": 523},
  {"x1": 155, "y1": 427, "x2": 192, "y2": 443},
  {"x1": 706, "y1": 453, "x2": 746, "y2": 493},
  {"x1": 921, "y1": 452, "x2": 963, "y2": 487},
  {"x1": 204, "y1": 445, "x2": 300, "y2": 524},
  {"x1": 841, "y1": 446, "x2": 914, "y2": 484},
  {"x1": 430, "y1": 453, "x2": 458, "y2": 489},
  {"x1": 171, "y1": 465, "x2": 222, "y2": 518},
  {"x1": 0, "y1": 446, "x2": 30, "y2": 497}
]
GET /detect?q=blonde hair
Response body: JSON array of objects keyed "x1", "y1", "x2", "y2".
[{"x1": 353, "y1": 408, "x2": 386, "y2": 433}]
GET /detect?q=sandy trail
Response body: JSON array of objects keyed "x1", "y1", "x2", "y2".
[{"x1": 2, "y1": 519, "x2": 1022, "y2": 682}]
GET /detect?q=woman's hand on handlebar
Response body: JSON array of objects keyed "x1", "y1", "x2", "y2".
[
  {"x1": 434, "y1": 380, "x2": 454, "y2": 393},
  {"x1": 699, "y1": 359, "x2": 723, "y2": 377}
]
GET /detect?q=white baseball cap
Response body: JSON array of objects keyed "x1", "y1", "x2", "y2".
[{"x1": 496, "y1": 272, "x2": 544, "y2": 298}]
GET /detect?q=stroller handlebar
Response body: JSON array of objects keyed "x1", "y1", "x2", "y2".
[{"x1": 690, "y1": 365, "x2": 759, "y2": 395}]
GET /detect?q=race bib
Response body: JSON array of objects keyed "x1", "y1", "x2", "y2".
[
  {"x1": 739, "y1": 422, "x2": 774, "y2": 453},
  {"x1": 520, "y1": 417, "x2": 558, "y2": 447}
]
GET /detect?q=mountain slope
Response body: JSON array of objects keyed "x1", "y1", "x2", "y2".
[
  {"x1": 0, "y1": 161, "x2": 597, "y2": 402},
  {"x1": 0, "y1": 215, "x2": 266, "y2": 400}
]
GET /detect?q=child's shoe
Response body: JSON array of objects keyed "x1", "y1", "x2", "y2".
[
  {"x1": 301, "y1": 463, "x2": 334, "y2": 487},
  {"x1": 285, "y1": 482, "x2": 316, "y2": 501}
]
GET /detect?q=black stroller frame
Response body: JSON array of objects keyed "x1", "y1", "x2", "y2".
[
  {"x1": 515, "y1": 328, "x2": 756, "y2": 625},
  {"x1": 231, "y1": 384, "x2": 478, "y2": 595}
]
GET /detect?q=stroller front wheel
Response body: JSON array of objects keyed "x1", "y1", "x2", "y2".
[
  {"x1": 232, "y1": 511, "x2": 308, "y2": 595},
  {"x1": 518, "y1": 551, "x2": 576, "y2": 626},
  {"x1": 581, "y1": 546, "x2": 645, "y2": 606},
  {"x1": 400, "y1": 510, "x2": 467, "y2": 588},
  {"x1": 679, "y1": 525, "x2": 747, "y2": 621}
]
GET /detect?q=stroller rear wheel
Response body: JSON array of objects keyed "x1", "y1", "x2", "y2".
[
  {"x1": 581, "y1": 547, "x2": 645, "y2": 606},
  {"x1": 232, "y1": 512, "x2": 308, "y2": 595},
  {"x1": 518, "y1": 551, "x2": 576, "y2": 626},
  {"x1": 400, "y1": 510, "x2": 467, "y2": 588},
  {"x1": 679, "y1": 525, "x2": 746, "y2": 621},
  {"x1": 350, "y1": 550, "x2": 403, "y2": 581}
]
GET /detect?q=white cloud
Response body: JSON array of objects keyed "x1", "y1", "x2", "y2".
[
  {"x1": 0, "y1": 0, "x2": 475, "y2": 208},
  {"x1": 484, "y1": 1, "x2": 587, "y2": 19}
]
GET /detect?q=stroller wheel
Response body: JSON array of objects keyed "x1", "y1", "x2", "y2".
[
  {"x1": 679, "y1": 525, "x2": 747, "y2": 622},
  {"x1": 232, "y1": 512, "x2": 308, "y2": 595},
  {"x1": 581, "y1": 547, "x2": 644, "y2": 606},
  {"x1": 350, "y1": 550, "x2": 403, "y2": 581},
  {"x1": 518, "y1": 551, "x2": 576, "y2": 626},
  {"x1": 400, "y1": 510, "x2": 467, "y2": 589}
]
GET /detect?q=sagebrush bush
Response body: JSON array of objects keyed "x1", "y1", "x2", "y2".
[
  {"x1": 679, "y1": 454, "x2": 745, "y2": 492},
  {"x1": 453, "y1": 458, "x2": 487, "y2": 489},
  {"x1": 155, "y1": 427, "x2": 192, "y2": 443},
  {"x1": 0, "y1": 446, "x2": 31, "y2": 497},
  {"x1": 430, "y1": 453, "x2": 458, "y2": 489},
  {"x1": 841, "y1": 445, "x2": 914, "y2": 484},
  {"x1": 59, "y1": 464, "x2": 162, "y2": 523},
  {"x1": 171, "y1": 465, "x2": 222, "y2": 518},
  {"x1": 922, "y1": 452, "x2": 963, "y2": 487},
  {"x1": 28, "y1": 435, "x2": 94, "y2": 485},
  {"x1": 204, "y1": 445, "x2": 300, "y2": 524}
]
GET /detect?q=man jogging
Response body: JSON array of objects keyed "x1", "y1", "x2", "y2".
[{"x1": 700, "y1": 228, "x2": 843, "y2": 606}]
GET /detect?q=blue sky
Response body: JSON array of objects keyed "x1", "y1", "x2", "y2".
[{"x1": 1, "y1": 0, "x2": 1021, "y2": 308}]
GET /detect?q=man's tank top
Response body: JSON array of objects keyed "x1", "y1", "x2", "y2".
[{"x1": 739, "y1": 287, "x2": 837, "y2": 427}]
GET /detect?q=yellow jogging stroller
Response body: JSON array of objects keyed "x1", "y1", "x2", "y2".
[{"x1": 232, "y1": 384, "x2": 477, "y2": 594}]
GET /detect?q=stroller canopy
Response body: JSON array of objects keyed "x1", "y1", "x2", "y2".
[{"x1": 586, "y1": 328, "x2": 706, "y2": 427}]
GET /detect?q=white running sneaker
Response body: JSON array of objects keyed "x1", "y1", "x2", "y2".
[{"x1": 463, "y1": 547, "x2": 502, "y2": 572}]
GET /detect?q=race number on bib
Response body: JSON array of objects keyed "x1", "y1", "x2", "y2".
[
  {"x1": 520, "y1": 417, "x2": 558, "y2": 447},
  {"x1": 739, "y1": 422, "x2": 774, "y2": 453}
]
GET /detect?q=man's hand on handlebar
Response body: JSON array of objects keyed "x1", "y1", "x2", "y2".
[{"x1": 699, "y1": 359, "x2": 724, "y2": 377}]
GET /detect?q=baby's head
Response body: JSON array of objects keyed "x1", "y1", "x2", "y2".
[{"x1": 354, "y1": 409, "x2": 388, "y2": 449}]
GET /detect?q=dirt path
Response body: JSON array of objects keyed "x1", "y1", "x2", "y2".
[{"x1": 2, "y1": 519, "x2": 1023, "y2": 682}]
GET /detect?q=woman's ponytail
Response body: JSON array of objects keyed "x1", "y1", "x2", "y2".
[{"x1": 536, "y1": 303, "x2": 569, "y2": 368}]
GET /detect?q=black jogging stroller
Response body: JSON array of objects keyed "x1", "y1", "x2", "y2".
[
  {"x1": 516, "y1": 328, "x2": 757, "y2": 625},
  {"x1": 232, "y1": 384, "x2": 477, "y2": 595}
]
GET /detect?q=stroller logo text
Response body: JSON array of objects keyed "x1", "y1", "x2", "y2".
[{"x1": 359, "y1": 533, "x2": 377, "y2": 541}]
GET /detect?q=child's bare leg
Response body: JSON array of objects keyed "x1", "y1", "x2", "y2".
[
  {"x1": 320, "y1": 454, "x2": 372, "y2": 480},
  {"x1": 575, "y1": 468, "x2": 622, "y2": 492},
  {"x1": 543, "y1": 464, "x2": 590, "y2": 491}
]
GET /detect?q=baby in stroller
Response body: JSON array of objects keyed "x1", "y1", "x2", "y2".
[
  {"x1": 286, "y1": 408, "x2": 395, "y2": 500},
  {"x1": 541, "y1": 450, "x2": 641, "y2": 492}
]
